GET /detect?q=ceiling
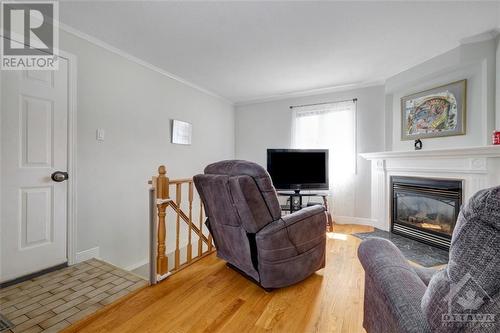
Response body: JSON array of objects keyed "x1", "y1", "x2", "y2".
[{"x1": 59, "y1": 1, "x2": 499, "y2": 104}]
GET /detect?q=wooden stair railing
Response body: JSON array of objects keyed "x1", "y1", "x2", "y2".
[{"x1": 149, "y1": 165, "x2": 215, "y2": 283}]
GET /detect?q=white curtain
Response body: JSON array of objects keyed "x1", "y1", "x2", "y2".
[{"x1": 292, "y1": 100, "x2": 357, "y2": 217}]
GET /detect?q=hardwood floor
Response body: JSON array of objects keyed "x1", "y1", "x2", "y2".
[{"x1": 63, "y1": 224, "x2": 373, "y2": 333}]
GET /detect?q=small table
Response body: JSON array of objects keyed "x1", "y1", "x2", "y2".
[{"x1": 277, "y1": 192, "x2": 334, "y2": 231}]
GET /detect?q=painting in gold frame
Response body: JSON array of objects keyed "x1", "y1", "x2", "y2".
[{"x1": 401, "y1": 79, "x2": 466, "y2": 140}]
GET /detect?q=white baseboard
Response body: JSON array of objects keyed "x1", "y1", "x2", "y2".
[
  {"x1": 124, "y1": 258, "x2": 149, "y2": 271},
  {"x1": 75, "y1": 247, "x2": 100, "y2": 263},
  {"x1": 334, "y1": 216, "x2": 377, "y2": 227}
]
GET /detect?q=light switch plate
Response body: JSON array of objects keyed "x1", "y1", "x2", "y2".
[{"x1": 96, "y1": 128, "x2": 105, "y2": 142}]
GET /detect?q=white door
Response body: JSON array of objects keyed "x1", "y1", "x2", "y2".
[{"x1": 1, "y1": 58, "x2": 69, "y2": 283}]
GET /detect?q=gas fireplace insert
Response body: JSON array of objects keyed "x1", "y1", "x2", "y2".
[{"x1": 391, "y1": 176, "x2": 463, "y2": 250}]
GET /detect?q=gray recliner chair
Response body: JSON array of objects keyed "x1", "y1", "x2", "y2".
[
  {"x1": 358, "y1": 186, "x2": 500, "y2": 332},
  {"x1": 193, "y1": 160, "x2": 327, "y2": 289}
]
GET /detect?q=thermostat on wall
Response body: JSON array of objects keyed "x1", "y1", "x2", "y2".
[{"x1": 96, "y1": 128, "x2": 105, "y2": 142}]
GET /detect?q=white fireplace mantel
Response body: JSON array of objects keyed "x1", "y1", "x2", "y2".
[
  {"x1": 360, "y1": 145, "x2": 500, "y2": 160},
  {"x1": 359, "y1": 145, "x2": 500, "y2": 231}
]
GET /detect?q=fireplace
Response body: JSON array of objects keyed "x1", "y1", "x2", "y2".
[{"x1": 391, "y1": 176, "x2": 463, "y2": 250}]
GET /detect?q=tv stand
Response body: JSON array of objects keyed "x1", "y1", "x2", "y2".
[{"x1": 277, "y1": 191, "x2": 334, "y2": 231}]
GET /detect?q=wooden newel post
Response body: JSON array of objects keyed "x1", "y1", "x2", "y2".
[
  {"x1": 187, "y1": 182, "x2": 193, "y2": 261},
  {"x1": 174, "y1": 183, "x2": 181, "y2": 269},
  {"x1": 156, "y1": 165, "x2": 169, "y2": 275}
]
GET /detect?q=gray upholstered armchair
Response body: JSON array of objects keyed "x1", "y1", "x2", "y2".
[
  {"x1": 193, "y1": 160, "x2": 326, "y2": 289},
  {"x1": 358, "y1": 186, "x2": 500, "y2": 333}
]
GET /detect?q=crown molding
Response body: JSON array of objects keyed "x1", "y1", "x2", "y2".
[
  {"x1": 234, "y1": 79, "x2": 385, "y2": 106},
  {"x1": 58, "y1": 23, "x2": 496, "y2": 108},
  {"x1": 459, "y1": 29, "x2": 499, "y2": 45},
  {"x1": 58, "y1": 22, "x2": 233, "y2": 105}
]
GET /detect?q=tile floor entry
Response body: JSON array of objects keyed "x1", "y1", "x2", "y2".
[{"x1": 0, "y1": 259, "x2": 148, "y2": 333}]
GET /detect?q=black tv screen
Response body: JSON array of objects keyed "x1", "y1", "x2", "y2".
[{"x1": 267, "y1": 149, "x2": 329, "y2": 191}]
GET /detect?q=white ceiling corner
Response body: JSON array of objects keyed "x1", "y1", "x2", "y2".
[
  {"x1": 59, "y1": 1, "x2": 500, "y2": 104},
  {"x1": 57, "y1": 22, "x2": 233, "y2": 105}
]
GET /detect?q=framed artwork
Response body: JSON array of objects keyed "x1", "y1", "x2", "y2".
[
  {"x1": 171, "y1": 119, "x2": 192, "y2": 145},
  {"x1": 401, "y1": 79, "x2": 466, "y2": 140}
]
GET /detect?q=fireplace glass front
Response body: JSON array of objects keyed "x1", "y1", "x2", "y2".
[
  {"x1": 391, "y1": 177, "x2": 462, "y2": 249},
  {"x1": 395, "y1": 192, "x2": 457, "y2": 236}
]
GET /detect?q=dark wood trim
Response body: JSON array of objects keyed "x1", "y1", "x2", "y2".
[{"x1": 0, "y1": 262, "x2": 68, "y2": 289}]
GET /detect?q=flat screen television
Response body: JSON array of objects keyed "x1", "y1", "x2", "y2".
[{"x1": 267, "y1": 149, "x2": 329, "y2": 192}]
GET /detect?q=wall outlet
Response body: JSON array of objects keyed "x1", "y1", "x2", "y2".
[{"x1": 96, "y1": 128, "x2": 105, "y2": 142}]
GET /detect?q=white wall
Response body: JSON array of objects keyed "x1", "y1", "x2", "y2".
[
  {"x1": 386, "y1": 38, "x2": 497, "y2": 151},
  {"x1": 496, "y1": 35, "x2": 500, "y2": 130},
  {"x1": 60, "y1": 31, "x2": 235, "y2": 269},
  {"x1": 235, "y1": 86, "x2": 386, "y2": 220},
  {"x1": 234, "y1": 36, "x2": 500, "y2": 224},
  {"x1": 62, "y1": 27, "x2": 496, "y2": 263}
]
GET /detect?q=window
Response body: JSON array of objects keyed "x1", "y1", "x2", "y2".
[
  {"x1": 292, "y1": 100, "x2": 357, "y2": 176},
  {"x1": 292, "y1": 100, "x2": 357, "y2": 216}
]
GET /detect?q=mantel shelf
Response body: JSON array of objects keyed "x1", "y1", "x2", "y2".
[{"x1": 359, "y1": 145, "x2": 500, "y2": 160}]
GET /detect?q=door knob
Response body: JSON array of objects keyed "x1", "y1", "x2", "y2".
[{"x1": 51, "y1": 171, "x2": 69, "y2": 182}]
